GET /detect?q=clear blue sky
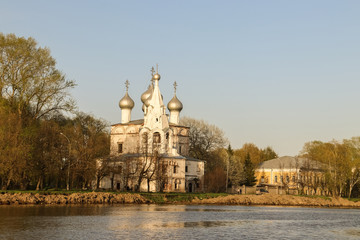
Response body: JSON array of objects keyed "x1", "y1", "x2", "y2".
[{"x1": 1, "y1": 0, "x2": 360, "y2": 156}]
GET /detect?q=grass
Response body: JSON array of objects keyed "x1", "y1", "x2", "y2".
[
  {"x1": 139, "y1": 192, "x2": 229, "y2": 204},
  {"x1": 297, "y1": 194, "x2": 332, "y2": 201}
]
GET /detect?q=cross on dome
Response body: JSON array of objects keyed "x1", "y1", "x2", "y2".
[
  {"x1": 173, "y1": 81, "x2": 178, "y2": 94},
  {"x1": 125, "y1": 79, "x2": 130, "y2": 92}
]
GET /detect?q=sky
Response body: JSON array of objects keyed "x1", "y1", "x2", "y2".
[{"x1": 1, "y1": 0, "x2": 360, "y2": 156}]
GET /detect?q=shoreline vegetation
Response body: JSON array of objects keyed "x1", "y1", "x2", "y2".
[{"x1": 1, "y1": 191, "x2": 360, "y2": 208}]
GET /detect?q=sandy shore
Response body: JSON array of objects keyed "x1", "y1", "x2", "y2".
[
  {"x1": 1, "y1": 192, "x2": 359, "y2": 208},
  {"x1": 191, "y1": 194, "x2": 360, "y2": 208}
]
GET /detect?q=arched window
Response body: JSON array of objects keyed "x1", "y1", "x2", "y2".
[{"x1": 153, "y1": 132, "x2": 161, "y2": 143}]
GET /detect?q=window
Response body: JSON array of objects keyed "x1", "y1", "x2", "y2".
[
  {"x1": 261, "y1": 176, "x2": 264, "y2": 183},
  {"x1": 179, "y1": 145, "x2": 182, "y2": 154},
  {"x1": 153, "y1": 132, "x2": 161, "y2": 143},
  {"x1": 185, "y1": 166, "x2": 188, "y2": 172},
  {"x1": 274, "y1": 176, "x2": 278, "y2": 183},
  {"x1": 280, "y1": 176, "x2": 283, "y2": 182},
  {"x1": 166, "y1": 132, "x2": 169, "y2": 140},
  {"x1": 174, "y1": 165, "x2": 178, "y2": 174},
  {"x1": 286, "y1": 176, "x2": 290, "y2": 183},
  {"x1": 118, "y1": 143, "x2": 123, "y2": 153}
]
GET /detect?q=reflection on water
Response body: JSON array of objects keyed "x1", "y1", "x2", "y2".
[{"x1": 0, "y1": 204, "x2": 360, "y2": 239}]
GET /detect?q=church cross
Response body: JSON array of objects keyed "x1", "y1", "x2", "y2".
[
  {"x1": 150, "y1": 66, "x2": 155, "y2": 76},
  {"x1": 125, "y1": 79, "x2": 130, "y2": 92},
  {"x1": 173, "y1": 81, "x2": 178, "y2": 94}
]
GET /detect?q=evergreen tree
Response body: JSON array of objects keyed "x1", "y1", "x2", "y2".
[{"x1": 240, "y1": 153, "x2": 257, "y2": 186}]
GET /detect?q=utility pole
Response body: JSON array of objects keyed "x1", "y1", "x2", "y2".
[
  {"x1": 60, "y1": 133, "x2": 71, "y2": 191},
  {"x1": 226, "y1": 144, "x2": 233, "y2": 193}
]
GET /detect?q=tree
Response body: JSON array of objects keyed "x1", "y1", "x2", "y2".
[
  {"x1": 64, "y1": 112, "x2": 109, "y2": 189},
  {"x1": 234, "y1": 143, "x2": 278, "y2": 167},
  {"x1": 0, "y1": 33, "x2": 76, "y2": 190},
  {"x1": 344, "y1": 137, "x2": 360, "y2": 198},
  {"x1": 240, "y1": 153, "x2": 257, "y2": 186},
  {"x1": 180, "y1": 117, "x2": 227, "y2": 161},
  {"x1": 0, "y1": 33, "x2": 76, "y2": 120}
]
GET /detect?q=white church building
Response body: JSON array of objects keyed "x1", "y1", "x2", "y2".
[{"x1": 98, "y1": 67, "x2": 204, "y2": 192}]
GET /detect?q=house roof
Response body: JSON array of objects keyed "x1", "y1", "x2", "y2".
[{"x1": 257, "y1": 156, "x2": 322, "y2": 170}]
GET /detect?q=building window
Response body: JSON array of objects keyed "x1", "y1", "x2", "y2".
[
  {"x1": 280, "y1": 176, "x2": 283, "y2": 183},
  {"x1": 286, "y1": 176, "x2": 290, "y2": 183},
  {"x1": 275, "y1": 176, "x2": 278, "y2": 183},
  {"x1": 166, "y1": 132, "x2": 169, "y2": 140},
  {"x1": 174, "y1": 165, "x2": 178, "y2": 174},
  {"x1": 179, "y1": 145, "x2": 182, "y2": 154},
  {"x1": 261, "y1": 176, "x2": 264, "y2": 183},
  {"x1": 153, "y1": 132, "x2": 161, "y2": 143},
  {"x1": 118, "y1": 143, "x2": 123, "y2": 153},
  {"x1": 185, "y1": 166, "x2": 188, "y2": 172}
]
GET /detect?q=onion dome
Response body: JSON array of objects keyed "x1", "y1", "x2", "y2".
[
  {"x1": 119, "y1": 92, "x2": 134, "y2": 109},
  {"x1": 141, "y1": 84, "x2": 153, "y2": 103},
  {"x1": 119, "y1": 80, "x2": 134, "y2": 109},
  {"x1": 167, "y1": 94, "x2": 183, "y2": 111}
]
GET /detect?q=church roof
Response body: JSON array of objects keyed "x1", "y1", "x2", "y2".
[{"x1": 111, "y1": 119, "x2": 144, "y2": 126}]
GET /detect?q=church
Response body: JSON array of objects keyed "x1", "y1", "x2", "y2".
[{"x1": 98, "y1": 67, "x2": 204, "y2": 192}]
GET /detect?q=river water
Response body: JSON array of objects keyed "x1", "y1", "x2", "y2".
[{"x1": 0, "y1": 204, "x2": 359, "y2": 239}]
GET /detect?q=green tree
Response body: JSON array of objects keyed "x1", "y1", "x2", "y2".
[
  {"x1": 240, "y1": 153, "x2": 257, "y2": 186},
  {"x1": 0, "y1": 33, "x2": 76, "y2": 120}
]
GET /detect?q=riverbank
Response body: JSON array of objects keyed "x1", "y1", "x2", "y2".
[
  {"x1": 1, "y1": 191, "x2": 359, "y2": 208},
  {"x1": 0, "y1": 192, "x2": 150, "y2": 205},
  {"x1": 191, "y1": 194, "x2": 360, "y2": 208}
]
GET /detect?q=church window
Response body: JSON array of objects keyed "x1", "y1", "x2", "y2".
[
  {"x1": 174, "y1": 165, "x2": 178, "y2": 174},
  {"x1": 153, "y1": 132, "x2": 161, "y2": 143},
  {"x1": 286, "y1": 176, "x2": 290, "y2": 183},
  {"x1": 179, "y1": 145, "x2": 182, "y2": 154},
  {"x1": 142, "y1": 133, "x2": 148, "y2": 144},
  {"x1": 274, "y1": 176, "x2": 278, "y2": 183},
  {"x1": 185, "y1": 166, "x2": 188, "y2": 172},
  {"x1": 118, "y1": 143, "x2": 123, "y2": 153}
]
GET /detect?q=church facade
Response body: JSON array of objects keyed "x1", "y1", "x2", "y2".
[{"x1": 98, "y1": 67, "x2": 204, "y2": 192}]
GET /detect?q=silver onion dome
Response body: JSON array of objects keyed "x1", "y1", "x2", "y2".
[
  {"x1": 119, "y1": 92, "x2": 135, "y2": 109},
  {"x1": 167, "y1": 94, "x2": 183, "y2": 111},
  {"x1": 141, "y1": 84, "x2": 153, "y2": 103}
]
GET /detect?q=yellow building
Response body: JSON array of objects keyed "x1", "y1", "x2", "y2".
[{"x1": 255, "y1": 156, "x2": 324, "y2": 195}]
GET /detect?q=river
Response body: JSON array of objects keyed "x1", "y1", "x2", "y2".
[{"x1": 0, "y1": 205, "x2": 359, "y2": 239}]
